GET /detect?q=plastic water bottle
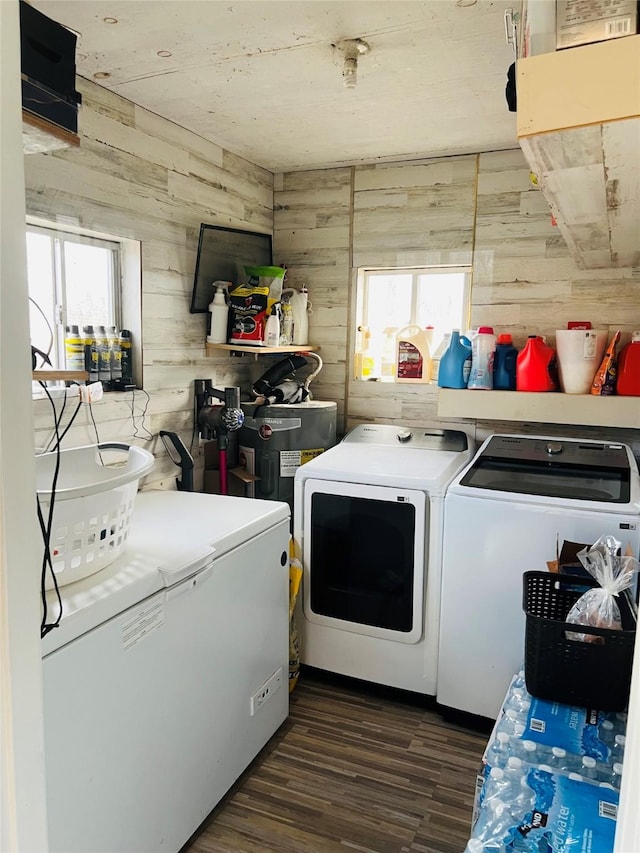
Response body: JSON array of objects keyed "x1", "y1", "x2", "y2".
[
  {"x1": 486, "y1": 731, "x2": 511, "y2": 768},
  {"x1": 517, "y1": 739, "x2": 539, "y2": 765},
  {"x1": 599, "y1": 719, "x2": 616, "y2": 747},
  {"x1": 609, "y1": 762, "x2": 624, "y2": 790},
  {"x1": 483, "y1": 767, "x2": 514, "y2": 804},
  {"x1": 505, "y1": 687, "x2": 530, "y2": 715},
  {"x1": 471, "y1": 798, "x2": 511, "y2": 847},
  {"x1": 549, "y1": 746, "x2": 573, "y2": 773},
  {"x1": 467, "y1": 326, "x2": 497, "y2": 390},
  {"x1": 581, "y1": 756, "x2": 598, "y2": 780},
  {"x1": 497, "y1": 708, "x2": 526, "y2": 738},
  {"x1": 611, "y1": 734, "x2": 626, "y2": 765},
  {"x1": 514, "y1": 774, "x2": 535, "y2": 811},
  {"x1": 504, "y1": 756, "x2": 524, "y2": 784}
]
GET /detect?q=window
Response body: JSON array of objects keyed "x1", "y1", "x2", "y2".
[
  {"x1": 26, "y1": 223, "x2": 121, "y2": 370},
  {"x1": 354, "y1": 266, "x2": 471, "y2": 381}
]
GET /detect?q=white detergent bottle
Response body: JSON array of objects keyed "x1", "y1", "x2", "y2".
[
  {"x1": 207, "y1": 281, "x2": 231, "y2": 344},
  {"x1": 467, "y1": 326, "x2": 497, "y2": 389},
  {"x1": 395, "y1": 325, "x2": 431, "y2": 383},
  {"x1": 289, "y1": 285, "x2": 309, "y2": 346}
]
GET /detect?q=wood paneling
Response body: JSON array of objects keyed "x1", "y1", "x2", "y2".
[
  {"x1": 183, "y1": 672, "x2": 486, "y2": 853},
  {"x1": 26, "y1": 78, "x2": 271, "y2": 487},
  {"x1": 277, "y1": 148, "x2": 640, "y2": 444}
]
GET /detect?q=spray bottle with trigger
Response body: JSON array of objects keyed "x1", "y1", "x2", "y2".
[{"x1": 207, "y1": 281, "x2": 231, "y2": 344}]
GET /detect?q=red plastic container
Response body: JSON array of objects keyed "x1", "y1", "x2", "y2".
[
  {"x1": 616, "y1": 333, "x2": 640, "y2": 396},
  {"x1": 516, "y1": 335, "x2": 557, "y2": 392}
]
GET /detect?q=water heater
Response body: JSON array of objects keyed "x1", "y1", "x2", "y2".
[{"x1": 239, "y1": 400, "x2": 337, "y2": 513}]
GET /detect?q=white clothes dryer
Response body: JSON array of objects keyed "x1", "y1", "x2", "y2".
[{"x1": 293, "y1": 424, "x2": 473, "y2": 695}]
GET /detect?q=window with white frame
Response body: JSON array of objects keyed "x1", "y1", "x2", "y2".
[
  {"x1": 354, "y1": 266, "x2": 471, "y2": 381},
  {"x1": 26, "y1": 223, "x2": 121, "y2": 370}
]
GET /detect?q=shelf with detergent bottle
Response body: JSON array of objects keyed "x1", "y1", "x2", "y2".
[{"x1": 437, "y1": 389, "x2": 640, "y2": 429}]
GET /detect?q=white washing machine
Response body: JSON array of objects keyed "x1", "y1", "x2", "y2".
[
  {"x1": 293, "y1": 424, "x2": 473, "y2": 695},
  {"x1": 437, "y1": 434, "x2": 640, "y2": 720}
]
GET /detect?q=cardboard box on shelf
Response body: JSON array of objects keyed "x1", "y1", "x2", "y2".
[
  {"x1": 556, "y1": 0, "x2": 639, "y2": 50},
  {"x1": 203, "y1": 466, "x2": 259, "y2": 498}
]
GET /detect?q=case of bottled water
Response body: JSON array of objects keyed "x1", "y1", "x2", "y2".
[
  {"x1": 467, "y1": 764, "x2": 618, "y2": 852},
  {"x1": 471, "y1": 671, "x2": 626, "y2": 843}
]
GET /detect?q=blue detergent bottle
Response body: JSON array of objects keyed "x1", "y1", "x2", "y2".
[
  {"x1": 437, "y1": 330, "x2": 472, "y2": 388},
  {"x1": 493, "y1": 333, "x2": 519, "y2": 390}
]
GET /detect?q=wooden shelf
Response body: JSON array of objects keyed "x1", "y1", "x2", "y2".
[
  {"x1": 205, "y1": 343, "x2": 319, "y2": 357},
  {"x1": 22, "y1": 109, "x2": 80, "y2": 156},
  {"x1": 438, "y1": 389, "x2": 640, "y2": 429},
  {"x1": 33, "y1": 370, "x2": 88, "y2": 382},
  {"x1": 517, "y1": 36, "x2": 640, "y2": 269}
]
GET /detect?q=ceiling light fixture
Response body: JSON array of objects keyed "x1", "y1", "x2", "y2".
[{"x1": 334, "y1": 38, "x2": 371, "y2": 89}]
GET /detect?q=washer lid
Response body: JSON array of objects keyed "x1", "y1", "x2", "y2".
[
  {"x1": 456, "y1": 434, "x2": 638, "y2": 504},
  {"x1": 42, "y1": 491, "x2": 289, "y2": 656}
]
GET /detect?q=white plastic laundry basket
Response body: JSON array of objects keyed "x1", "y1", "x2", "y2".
[{"x1": 36, "y1": 442, "x2": 155, "y2": 589}]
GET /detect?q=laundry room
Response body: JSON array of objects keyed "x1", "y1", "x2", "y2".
[{"x1": 2, "y1": 1, "x2": 640, "y2": 852}]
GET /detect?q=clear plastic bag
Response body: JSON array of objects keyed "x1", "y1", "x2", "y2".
[{"x1": 565, "y1": 535, "x2": 639, "y2": 643}]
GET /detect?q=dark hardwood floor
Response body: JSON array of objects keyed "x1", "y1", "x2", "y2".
[{"x1": 183, "y1": 670, "x2": 489, "y2": 853}]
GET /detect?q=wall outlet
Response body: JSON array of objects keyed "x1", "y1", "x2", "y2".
[{"x1": 250, "y1": 667, "x2": 283, "y2": 716}]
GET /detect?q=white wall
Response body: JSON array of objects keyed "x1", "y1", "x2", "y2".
[{"x1": 0, "y1": 1, "x2": 49, "y2": 849}]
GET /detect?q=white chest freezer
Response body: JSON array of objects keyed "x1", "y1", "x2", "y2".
[{"x1": 42, "y1": 490, "x2": 290, "y2": 853}]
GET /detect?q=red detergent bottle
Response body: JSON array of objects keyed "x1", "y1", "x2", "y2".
[
  {"x1": 616, "y1": 332, "x2": 640, "y2": 396},
  {"x1": 516, "y1": 335, "x2": 557, "y2": 392}
]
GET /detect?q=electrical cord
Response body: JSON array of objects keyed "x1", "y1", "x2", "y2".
[
  {"x1": 130, "y1": 388, "x2": 153, "y2": 440},
  {"x1": 29, "y1": 296, "x2": 54, "y2": 361},
  {"x1": 48, "y1": 391, "x2": 83, "y2": 452},
  {"x1": 38, "y1": 381, "x2": 63, "y2": 638},
  {"x1": 87, "y1": 399, "x2": 105, "y2": 465}
]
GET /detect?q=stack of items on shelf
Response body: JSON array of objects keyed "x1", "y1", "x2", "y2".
[
  {"x1": 64, "y1": 324, "x2": 133, "y2": 390},
  {"x1": 466, "y1": 673, "x2": 625, "y2": 852},
  {"x1": 205, "y1": 268, "x2": 310, "y2": 348},
  {"x1": 438, "y1": 323, "x2": 640, "y2": 396}
]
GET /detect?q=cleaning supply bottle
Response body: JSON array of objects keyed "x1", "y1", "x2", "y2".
[
  {"x1": 119, "y1": 329, "x2": 133, "y2": 383},
  {"x1": 380, "y1": 326, "x2": 398, "y2": 380},
  {"x1": 430, "y1": 333, "x2": 451, "y2": 382},
  {"x1": 354, "y1": 325, "x2": 377, "y2": 379},
  {"x1": 290, "y1": 285, "x2": 309, "y2": 346},
  {"x1": 95, "y1": 325, "x2": 111, "y2": 384},
  {"x1": 265, "y1": 303, "x2": 281, "y2": 347},
  {"x1": 615, "y1": 332, "x2": 640, "y2": 396},
  {"x1": 395, "y1": 325, "x2": 431, "y2": 383},
  {"x1": 207, "y1": 281, "x2": 230, "y2": 344},
  {"x1": 437, "y1": 330, "x2": 472, "y2": 388},
  {"x1": 82, "y1": 325, "x2": 99, "y2": 383},
  {"x1": 493, "y1": 333, "x2": 518, "y2": 390},
  {"x1": 64, "y1": 324, "x2": 84, "y2": 372},
  {"x1": 516, "y1": 335, "x2": 557, "y2": 391},
  {"x1": 107, "y1": 325, "x2": 122, "y2": 388},
  {"x1": 280, "y1": 295, "x2": 294, "y2": 345},
  {"x1": 467, "y1": 326, "x2": 497, "y2": 390}
]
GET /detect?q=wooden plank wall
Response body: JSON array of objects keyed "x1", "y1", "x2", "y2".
[
  {"x1": 26, "y1": 78, "x2": 273, "y2": 489},
  {"x1": 274, "y1": 149, "x2": 640, "y2": 446}
]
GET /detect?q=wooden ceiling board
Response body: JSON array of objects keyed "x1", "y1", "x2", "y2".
[{"x1": 31, "y1": 0, "x2": 517, "y2": 171}]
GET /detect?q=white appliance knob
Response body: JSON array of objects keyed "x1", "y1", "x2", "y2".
[{"x1": 397, "y1": 430, "x2": 412, "y2": 443}]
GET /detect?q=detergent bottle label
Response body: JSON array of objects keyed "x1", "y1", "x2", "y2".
[{"x1": 397, "y1": 341, "x2": 424, "y2": 380}]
